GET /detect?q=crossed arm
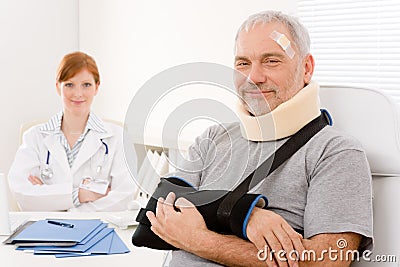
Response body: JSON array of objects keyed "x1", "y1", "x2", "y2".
[
  {"x1": 147, "y1": 192, "x2": 361, "y2": 267},
  {"x1": 28, "y1": 175, "x2": 110, "y2": 203}
]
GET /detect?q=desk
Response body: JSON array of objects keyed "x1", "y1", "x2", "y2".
[{"x1": 1, "y1": 212, "x2": 167, "y2": 267}]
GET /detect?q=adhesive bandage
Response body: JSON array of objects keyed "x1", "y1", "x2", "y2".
[{"x1": 269, "y1": 30, "x2": 295, "y2": 59}]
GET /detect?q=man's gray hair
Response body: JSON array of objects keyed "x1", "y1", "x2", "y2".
[{"x1": 235, "y1": 10, "x2": 311, "y2": 57}]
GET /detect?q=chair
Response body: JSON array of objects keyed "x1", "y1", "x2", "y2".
[
  {"x1": 320, "y1": 85, "x2": 400, "y2": 266},
  {"x1": 5, "y1": 175, "x2": 19, "y2": 211}
]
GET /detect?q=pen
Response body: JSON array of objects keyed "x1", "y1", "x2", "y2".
[{"x1": 47, "y1": 220, "x2": 74, "y2": 228}]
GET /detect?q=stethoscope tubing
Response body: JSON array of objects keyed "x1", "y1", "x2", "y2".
[
  {"x1": 101, "y1": 139, "x2": 109, "y2": 155},
  {"x1": 42, "y1": 139, "x2": 108, "y2": 180},
  {"x1": 46, "y1": 150, "x2": 50, "y2": 165}
]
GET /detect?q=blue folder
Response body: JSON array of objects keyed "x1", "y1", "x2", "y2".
[
  {"x1": 86, "y1": 229, "x2": 114, "y2": 254},
  {"x1": 50, "y1": 230, "x2": 114, "y2": 256},
  {"x1": 13, "y1": 219, "x2": 130, "y2": 258},
  {"x1": 75, "y1": 223, "x2": 107, "y2": 245},
  {"x1": 108, "y1": 231, "x2": 130, "y2": 254},
  {"x1": 12, "y1": 219, "x2": 103, "y2": 243},
  {"x1": 18, "y1": 228, "x2": 114, "y2": 253},
  {"x1": 24, "y1": 229, "x2": 130, "y2": 258},
  {"x1": 54, "y1": 230, "x2": 130, "y2": 258}
]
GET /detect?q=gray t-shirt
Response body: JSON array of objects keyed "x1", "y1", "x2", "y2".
[{"x1": 169, "y1": 123, "x2": 373, "y2": 267}]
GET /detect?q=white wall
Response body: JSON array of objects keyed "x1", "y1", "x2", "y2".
[
  {"x1": 79, "y1": 0, "x2": 297, "y2": 124},
  {"x1": 0, "y1": 0, "x2": 296, "y2": 174},
  {"x1": 0, "y1": 0, "x2": 79, "y2": 174}
]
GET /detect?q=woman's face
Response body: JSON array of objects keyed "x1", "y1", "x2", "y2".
[{"x1": 56, "y1": 68, "x2": 99, "y2": 117}]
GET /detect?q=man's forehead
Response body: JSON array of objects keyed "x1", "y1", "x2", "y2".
[
  {"x1": 235, "y1": 22, "x2": 294, "y2": 57},
  {"x1": 239, "y1": 21, "x2": 291, "y2": 41}
]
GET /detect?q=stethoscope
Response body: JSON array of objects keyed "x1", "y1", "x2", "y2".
[{"x1": 40, "y1": 139, "x2": 109, "y2": 181}]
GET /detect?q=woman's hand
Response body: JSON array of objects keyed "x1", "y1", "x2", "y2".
[
  {"x1": 28, "y1": 175, "x2": 44, "y2": 185},
  {"x1": 78, "y1": 178, "x2": 111, "y2": 203}
]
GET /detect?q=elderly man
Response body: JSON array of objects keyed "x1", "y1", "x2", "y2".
[{"x1": 147, "y1": 10, "x2": 373, "y2": 267}]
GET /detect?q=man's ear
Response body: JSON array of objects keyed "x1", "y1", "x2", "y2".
[
  {"x1": 56, "y1": 82, "x2": 61, "y2": 96},
  {"x1": 303, "y1": 54, "x2": 315, "y2": 84}
]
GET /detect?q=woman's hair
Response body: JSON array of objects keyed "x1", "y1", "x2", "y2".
[
  {"x1": 56, "y1": 51, "x2": 100, "y2": 84},
  {"x1": 235, "y1": 10, "x2": 311, "y2": 57}
]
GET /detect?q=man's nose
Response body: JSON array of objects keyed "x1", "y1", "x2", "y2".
[{"x1": 247, "y1": 64, "x2": 267, "y2": 84}]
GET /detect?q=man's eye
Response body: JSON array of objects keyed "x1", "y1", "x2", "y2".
[
  {"x1": 264, "y1": 59, "x2": 279, "y2": 64},
  {"x1": 236, "y1": 62, "x2": 249, "y2": 67}
]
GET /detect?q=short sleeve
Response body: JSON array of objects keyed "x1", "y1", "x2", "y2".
[
  {"x1": 304, "y1": 141, "x2": 373, "y2": 251},
  {"x1": 172, "y1": 126, "x2": 218, "y2": 188}
]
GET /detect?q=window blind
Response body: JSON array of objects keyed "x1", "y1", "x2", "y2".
[{"x1": 298, "y1": 0, "x2": 400, "y2": 104}]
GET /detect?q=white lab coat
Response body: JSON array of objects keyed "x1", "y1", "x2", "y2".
[{"x1": 8, "y1": 121, "x2": 138, "y2": 212}]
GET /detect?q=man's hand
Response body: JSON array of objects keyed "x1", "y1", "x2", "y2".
[
  {"x1": 247, "y1": 207, "x2": 305, "y2": 267},
  {"x1": 146, "y1": 192, "x2": 209, "y2": 251},
  {"x1": 28, "y1": 175, "x2": 44, "y2": 185}
]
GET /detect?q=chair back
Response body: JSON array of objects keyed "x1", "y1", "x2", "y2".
[{"x1": 320, "y1": 85, "x2": 400, "y2": 266}]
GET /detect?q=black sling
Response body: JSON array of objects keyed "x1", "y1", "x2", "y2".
[{"x1": 217, "y1": 110, "x2": 331, "y2": 230}]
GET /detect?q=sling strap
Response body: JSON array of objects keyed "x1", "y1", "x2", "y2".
[{"x1": 216, "y1": 110, "x2": 331, "y2": 229}]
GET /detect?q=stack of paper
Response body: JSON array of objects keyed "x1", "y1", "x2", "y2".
[
  {"x1": 135, "y1": 150, "x2": 171, "y2": 204},
  {"x1": 4, "y1": 219, "x2": 129, "y2": 258}
]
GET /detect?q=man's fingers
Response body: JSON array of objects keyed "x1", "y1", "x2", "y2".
[
  {"x1": 146, "y1": 210, "x2": 156, "y2": 222},
  {"x1": 273, "y1": 228, "x2": 297, "y2": 267},
  {"x1": 273, "y1": 223, "x2": 305, "y2": 267},
  {"x1": 262, "y1": 231, "x2": 291, "y2": 267},
  {"x1": 280, "y1": 224, "x2": 304, "y2": 266},
  {"x1": 164, "y1": 192, "x2": 176, "y2": 205},
  {"x1": 264, "y1": 231, "x2": 283, "y2": 256},
  {"x1": 146, "y1": 211, "x2": 161, "y2": 235},
  {"x1": 175, "y1": 197, "x2": 195, "y2": 212},
  {"x1": 156, "y1": 197, "x2": 165, "y2": 218},
  {"x1": 162, "y1": 192, "x2": 176, "y2": 215},
  {"x1": 250, "y1": 232, "x2": 267, "y2": 252},
  {"x1": 257, "y1": 243, "x2": 275, "y2": 267},
  {"x1": 281, "y1": 223, "x2": 305, "y2": 254}
]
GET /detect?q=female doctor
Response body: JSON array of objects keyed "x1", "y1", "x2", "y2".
[{"x1": 8, "y1": 51, "x2": 137, "y2": 211}]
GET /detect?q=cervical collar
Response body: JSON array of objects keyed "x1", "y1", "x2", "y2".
[{"x1": 237, "y1": 81, "x2": 321, "y2": 141}]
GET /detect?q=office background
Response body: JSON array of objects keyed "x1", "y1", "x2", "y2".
[{"x1": 0, "y1": 0, "x2": 296, "y2": 174}]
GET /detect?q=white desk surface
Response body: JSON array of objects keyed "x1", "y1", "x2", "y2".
[{"x1": 1, "y1": 212, "x2": 167, "y2": 267}]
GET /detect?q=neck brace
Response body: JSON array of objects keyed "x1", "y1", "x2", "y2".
[{"x1": 237, "y1": 81, "x2": 321, "y2": 141}]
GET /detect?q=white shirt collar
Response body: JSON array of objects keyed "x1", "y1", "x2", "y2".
[{"x1": 40, "y1": 111, "x2": 107, "y2": 134}]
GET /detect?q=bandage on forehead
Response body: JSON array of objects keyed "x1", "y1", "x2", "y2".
[{"x1": 269, "y1": 30, "x2": 295, "y2": 59}]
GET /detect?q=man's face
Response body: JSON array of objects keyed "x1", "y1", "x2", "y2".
[{"x1": 234, "y1": 22, "x2": 311, "y2": 116}]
